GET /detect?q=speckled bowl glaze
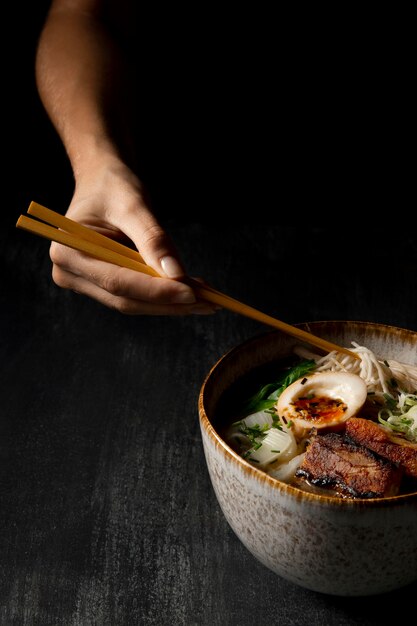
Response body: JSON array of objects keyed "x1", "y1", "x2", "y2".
[{"x1": 198, "y1": 321, "x2": 417, "y2": 596}]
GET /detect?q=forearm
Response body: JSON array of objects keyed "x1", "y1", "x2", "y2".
[
  {"x1": 36, "y1": 1, "x2": 133, "y2": 177},
  {"x1": 34, "y1": 1, "x2": 213, "y2": 314}
]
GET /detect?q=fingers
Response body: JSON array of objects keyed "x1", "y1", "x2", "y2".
[
  {"x1": 109, "y1": 202, "x2": 186, "y2": 279},
  {"x1": 64, "y1": 161, "x2": 187, "y2": 279},
  {"x1": 50, "y1": 242, "x2": 217, "y2": 315},
  {"x1": 52, "y1": 174, "x2": 210, "y2": 316}
]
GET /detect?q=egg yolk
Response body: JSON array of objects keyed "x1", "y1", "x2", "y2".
[{"x1": 291, "y1": 395, "x2": 347, "y2": 424}]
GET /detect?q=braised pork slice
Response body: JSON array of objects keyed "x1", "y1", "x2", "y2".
[
  {"x1": 345, "y1": 417, "x2": 417, "y2": 478},
  {"x1": 295, "y1": 432, "x2": 403, "y2": 498}
]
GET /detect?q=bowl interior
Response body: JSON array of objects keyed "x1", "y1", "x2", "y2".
[{"x1": 200, "y1": 320, "x2": 417, "y2": 499}]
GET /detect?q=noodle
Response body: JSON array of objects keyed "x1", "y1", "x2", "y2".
[
  {"x1": 295, "y1": 342, "x2": 417, "y2": 401},
  {"x1": 223, "y1": 342, "x2": 417, "y2": 497}
]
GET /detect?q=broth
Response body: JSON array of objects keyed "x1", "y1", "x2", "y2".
[{"x1": 216, "y1": 356, "x2": 417, "y2": 499}]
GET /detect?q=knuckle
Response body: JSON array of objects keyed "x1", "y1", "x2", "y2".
[
  {"x1": 49, "y1": 241, "x2": 67, "y2": 266},
  {"x1": 101, "y1": 270, "x2": 124, "y2": 296},
  {"x1": 140, "y1": 224, "x2": 167, "y2": 250},
  {"x1": 101, "y1": 273, "x2": 116, "y2": 294},
  {"x1": 52, "y1": 265, "x2": 70, "y2": 289}
]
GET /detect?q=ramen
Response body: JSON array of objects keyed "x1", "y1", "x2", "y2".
[{"x1": 220, "y1": 343, "x2": 417, "y2": 499}]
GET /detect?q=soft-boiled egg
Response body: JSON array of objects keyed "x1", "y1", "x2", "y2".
[{"x1": 277, "y1": 371, "x2": 367, "y2": 433}]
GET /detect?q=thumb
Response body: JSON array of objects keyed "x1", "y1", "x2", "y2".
[{"x1": 114, "y1": 204, "x2": 186, "y2": 279}]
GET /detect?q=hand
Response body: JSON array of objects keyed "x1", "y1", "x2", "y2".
[{"x1": 49, "y1": 158, "x2": 216, "y2": 315}]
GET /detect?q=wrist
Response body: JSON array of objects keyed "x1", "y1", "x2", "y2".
[{"x1": 69, "y1": 134, "x2": 121, "y2": 177}]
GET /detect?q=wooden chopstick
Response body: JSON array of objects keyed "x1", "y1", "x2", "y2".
[
  {"x1": 27, "y1": 201, "x2": 232, "y2": 301},
  {"x1": 28, "y1": 201, "x2": 147, "y2": 264},
  {"x1": 16, "y1": 204, "x2": 360, "y2": 360},
  {"x1": 17, "y1": 214, "x2": 158, "y2": 276}
]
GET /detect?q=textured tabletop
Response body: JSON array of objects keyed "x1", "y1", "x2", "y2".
[
  {"x1": 2, "y1": 4, "x2": 416, "y2": 621},
  {"x1": 1, "y1": 218, "x2": 416, "y2": 625}
]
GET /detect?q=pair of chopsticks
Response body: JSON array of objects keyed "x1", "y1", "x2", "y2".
[{"x1": 16, "y1": 201, "x2": 359, "y2": 360}]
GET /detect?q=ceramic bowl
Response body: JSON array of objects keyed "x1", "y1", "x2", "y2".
[{"x1": 198, "y1": 321, "x2": 417, "y2": 596}]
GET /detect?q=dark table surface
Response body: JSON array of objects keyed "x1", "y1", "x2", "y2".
[
  {"x1": 2, "y1": 5, "x2": 417, "y2": 624},
  {"x1": 1, "y1": 216, "x2": 417, "y2": 625}
]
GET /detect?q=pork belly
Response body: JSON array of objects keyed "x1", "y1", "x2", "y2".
[
  {"x1": 295, "y1": 432, "x2": 403, "y2": 498},
  {"x1": 345, "y1": 417, "x2": 417, "y2": 478}
]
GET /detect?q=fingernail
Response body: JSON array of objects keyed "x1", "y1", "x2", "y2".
[
  {"x1": 161, "y1": 255, "x2": 184, "y2": 278},
  {"x1": 172, "y1": 289, "x2": 196, "y2": 304}
]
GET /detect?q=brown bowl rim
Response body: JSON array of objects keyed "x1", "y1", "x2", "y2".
[{"x1": 199, "y1": 320, "x2": 417, "y2": 508}]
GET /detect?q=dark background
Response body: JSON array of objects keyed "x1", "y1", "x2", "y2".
[{"x1": 1, "y1": 3, "x2": 416, "y2": 625}]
